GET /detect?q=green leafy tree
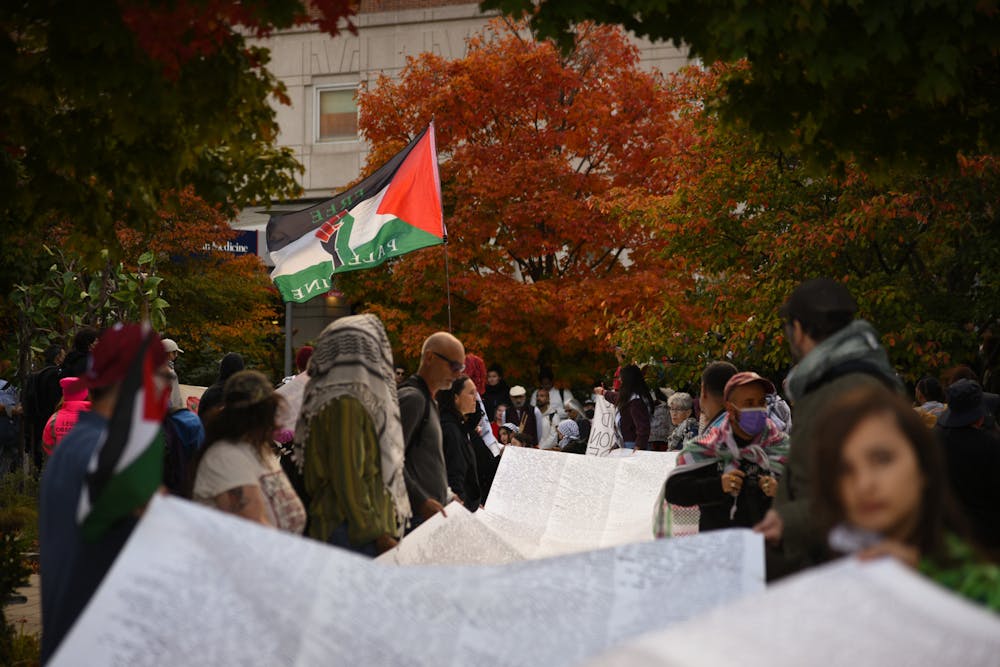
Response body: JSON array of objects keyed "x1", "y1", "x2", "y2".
[
  {"x1": 484, "y1": 0, "x2": 1000, "y2": 173},
  {"x1": 0, "y1": 0, "x2": 356, "y2": 303},
  {"x1": 605, "y1": 65, "x2": 1000, "y2": 386}
]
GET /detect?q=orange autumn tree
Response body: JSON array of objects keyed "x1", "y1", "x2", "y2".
[
  {"x1": 604, "y1": 64, "x2": 1000, "y2": 385},
  {"x1": 342, "y1": 19, "x2": 691, "y2": 383}
]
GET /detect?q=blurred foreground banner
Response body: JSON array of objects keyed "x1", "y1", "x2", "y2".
[{"x1": 52, "y1": 495, "x2": 763, "y2": 667}]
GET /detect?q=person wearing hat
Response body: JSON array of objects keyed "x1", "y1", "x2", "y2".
[
  {"x1": 506, "y1": 384, "x2": 542, "y2": 446},
  {"x1": 934, "y1": 379, "x2": 1000, "y2": 549},
  {"x1": 663, "y1": 372, "x2": 790, "y2": 533},
  {"x1": 193, "y1": 370, "x2": 306, "y2": 535},
  {"x1": 754, "y1": 278, "x2": 901, "y2": 578},
  {"x1": 39, "y1": 323, "x2": 171, "y2": 662},
  {"x1": 161, "y1": 338, "x2": 184, "y2": 411}
]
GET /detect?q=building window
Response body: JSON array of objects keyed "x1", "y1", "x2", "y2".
[{"x1": 317, "y1": 88, "x2": 358, "y2": 142}]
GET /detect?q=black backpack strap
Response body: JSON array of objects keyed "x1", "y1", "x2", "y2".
[{"x1": 399, "y1": 376, "x2": 432, "y2": 451}]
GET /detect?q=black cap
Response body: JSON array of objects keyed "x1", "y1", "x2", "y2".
[{"x1": 938, "y1": 379, "x2": 987, "y2": 428}]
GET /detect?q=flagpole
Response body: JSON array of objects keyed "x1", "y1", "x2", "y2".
[
  {"x1": 443, "y1": 233, "x2": 452, "y2": 332},
  {"x1": 284, "y1": 301, "x2": 293, "y2": 378}
]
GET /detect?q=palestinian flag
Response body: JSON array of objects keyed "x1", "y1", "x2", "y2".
[
  {"x1": 267, "y1": 123, "x2": 444, "y2": 303},
  {"x1": 77, "y1": 324, "x2": 170, "y2": 542}
]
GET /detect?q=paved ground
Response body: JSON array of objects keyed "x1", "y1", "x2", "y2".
[{"x1": 4, "y1": 574, "x2": 41, "y2": 637}]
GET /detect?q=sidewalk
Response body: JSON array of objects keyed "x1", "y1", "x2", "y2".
[{"x1": 4, "y1": 574, "x2": 41, "y2": 637}]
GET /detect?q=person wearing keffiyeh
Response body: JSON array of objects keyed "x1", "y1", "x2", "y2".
[
  {"x1": 294, "y1": 314, "x2": 412, "y2": 556},
  {"x1": 662, "y1": 372, "x2": 790, "y2": 533}
]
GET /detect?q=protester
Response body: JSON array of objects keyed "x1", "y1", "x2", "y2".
[
  {"x1": 597, "y1": 364, "x2": 654, "y2": 450},
  {"x1": 697, "y1": 361, "x2": 738, "y2": 434},
  {"x1": 535, "y1": 387, "x2": 561, "y2": 449},
  {"x1": 464, "y1": 353, "x2": 501, "y2": 503},
  {"x1": 399, "y1": 331, "x2": 465, "y2": 527},
  {"x1": 59, "y1": 327, "x2": 98, "y2": 380},
  {"x1": 482, "y1": 363, "x2": 512, "y2": 421},
  {"x1": 39, "y1": 323, "x2": 169, "y2": 662},
  {"x1": 648, "y1": 388, "x2": 674, "y2": 451},
  {"x1": 41, "y1": 377, "x2": 91, "y2": 455},
  {"x1": 0, "y1": 362, "x2": 22, "y2": 474},
  {"x1": 506, "y1": 384, "x2": 542, "y2": 445},
  {"x1": 914, "y1": 375, "x2": 947, "y2": 427},
  {"x1": 557, "y1": 419, "x2": 586, "y2": 454},
  {"x1": 811, "y1": 383, "x2": 1000, "y2": 612},
  {"x1": 664, "y1": 372, "x2": 789, "y2": 532},
  {"x1": 564, "y1": 397, "x2": 591, "y2": 444},
  {"x1": 491, "y1": 403, "x2": 509, "y2": 439},
  {"x1": 161, "y1": 402, "x2": 205, "y2": 497},
  {"x1": 665, "y1": 392, "x2": 699, "y2": 451},
  {"x1": 294, "y1": 315, "x2": 410, "y2": 556},
  {"x1": 438, "y1": 375, "x2": 482, "y2": 510},
  {"x1": 531, "y1": 368, "x2": 567, "y2": 420},
  {"x1": 498, "y1": 422, "x2": 518, "y2": 446},
  {"x1": 276, "y1": 345, "x2": 314, "y2": 437},
  {"x1": 197, "y1": 352, "x2": 245, "y2": 419},
  {"x1": 193, "y1": 370, "x2": 306, "y2": 534},
  {"x1": 23, "y1": 343, "x2": 65, "y2": 456},
  {"x1": 934, "y1": 379, "x2": 1000, "y2": 549},
  {"x1": 754, "y1": 278, "x2": 900, "y2": 578},
  {"x1": 161, "y1": 338, "x2": 184, "y2": 410}
]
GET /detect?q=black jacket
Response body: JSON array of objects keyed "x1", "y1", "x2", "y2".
[
  {"x1": 665, "y1": 459, "x2": 774, "y2": 532},
  {"x1": 440, "y1": 409, "x2": 481, "y2": 511}
]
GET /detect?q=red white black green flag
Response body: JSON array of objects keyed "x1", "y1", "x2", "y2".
[{"x1": 267, "y1": 123, "x2": 444, "y2": 303}]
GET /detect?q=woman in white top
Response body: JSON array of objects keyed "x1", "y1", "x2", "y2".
[{"x1": 193, "y1": 370, "x2": 306, "y2": 534}]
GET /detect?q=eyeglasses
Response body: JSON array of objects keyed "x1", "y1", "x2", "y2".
[
  {"x1": 668, "y1": 408, "x2": 690, "y2": 413},
  {"x1": 432, "y1": 351, "x2": 465, "y2": 373}
]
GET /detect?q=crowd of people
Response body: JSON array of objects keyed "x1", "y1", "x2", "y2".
[{"x1": 1, "y1": 277, "x2": 997, "y2": 661}]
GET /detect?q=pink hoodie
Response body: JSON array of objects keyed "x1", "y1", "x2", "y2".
[{"x1": 42, "y1": 377, "x2": 91, "y2": 455}]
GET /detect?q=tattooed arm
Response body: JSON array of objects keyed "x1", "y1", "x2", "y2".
[{"x1": 212, "y1": 484, "x2": 272, "y2": 526}]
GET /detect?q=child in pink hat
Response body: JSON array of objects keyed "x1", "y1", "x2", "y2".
[{"x1": 42, "y1": 377, "x2": 91, "y2": 455}]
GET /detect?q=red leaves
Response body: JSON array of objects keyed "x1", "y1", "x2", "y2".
[{"x1": 118, "y1": 0, "x2": 355, "y2": 78}]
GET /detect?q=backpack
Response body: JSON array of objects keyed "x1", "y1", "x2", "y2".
[{"x1": 398, "y1": 376, "x2": 432, "y2": 451}]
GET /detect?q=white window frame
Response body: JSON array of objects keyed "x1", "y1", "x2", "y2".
[{"x1": 314, "y1": 84, "x2": 359, "y2": 144}]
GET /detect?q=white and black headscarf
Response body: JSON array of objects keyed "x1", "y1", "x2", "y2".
[{"x1": 293, "y1": 314, "x2": 411, "y2": 529}]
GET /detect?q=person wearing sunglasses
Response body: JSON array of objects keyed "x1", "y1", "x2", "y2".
[{"x1": 398, "y1": 331, "x2": 466, "y2": 529}]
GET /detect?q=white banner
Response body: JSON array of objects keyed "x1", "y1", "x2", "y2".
[
  {"x1": 379, "y1": 447, "x2": 679, "y2": 565},
  {"x1": 52, "y1": 496, "x2": 765, "y2": 667},
  {"x1": 584, "y1": 557, "x2": 1000, "y2": 667},
  {"x1": 585, "y1": 394, "x2": 620, "y2": 456}
]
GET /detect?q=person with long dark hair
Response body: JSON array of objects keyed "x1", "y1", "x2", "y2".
[
  {"x1": 598, "y1": 363, "x2": 654, "y2": 450},
  {"x1": 811, "y1": 383, "x2": 999, "y2": 611},
  {"x1": 192, "y1": 370, "x2": 305, "y2": 534},
  {"x1": 437, "y1": 375, "x2": 482, "y2": 510}
]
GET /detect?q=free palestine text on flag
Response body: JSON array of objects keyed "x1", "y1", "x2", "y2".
[{"x1": 267, "y1": 124, "x2": 444, "y2": 303}]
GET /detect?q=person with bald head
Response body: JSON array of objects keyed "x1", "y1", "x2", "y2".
[{"x1": 398, "y1": 331, "x2": 465, "y2": 528}]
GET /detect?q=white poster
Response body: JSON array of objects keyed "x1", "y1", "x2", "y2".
[
  {"x1": 584, "y1": 557, "x2": 1000, "y2": 667},
  {"x1": 380, "y1": 448, "x2": 677, "y2": 565},
  {"x1": 585, "y1": 395, "x2": 619, "y2": 456},
  {"x1": 51, "y1": 496, "x2": 765, "y2": 667}
]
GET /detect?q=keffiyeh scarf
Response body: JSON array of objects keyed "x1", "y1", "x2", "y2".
[{"x1": 294, "y1": 314, "x2": 411, "y2": 529}]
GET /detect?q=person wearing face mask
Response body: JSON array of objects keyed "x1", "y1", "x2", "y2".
[{"x1": 663, "y1": 372, "x2": 790, "y2": 532}]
